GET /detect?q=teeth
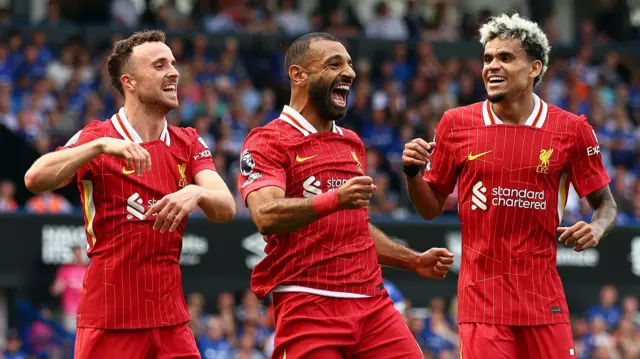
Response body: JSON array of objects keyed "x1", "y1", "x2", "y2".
[
  {"x1": 489, "y1": 77, "x2": 505, "y2": 82},
  {"x1": 163, "y1": 85, "x2": 176, "y2": 91},
  {"x1": 335, "y1": 85, "x2": 350, "y2": 91}
]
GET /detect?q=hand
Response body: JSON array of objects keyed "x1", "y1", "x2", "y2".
[
  {"x1": 557, "y1": 221, "x2": 601, "y2": 252},
  {"x1": 99, "y1": 137, "x2": 152, "y2": 176},
  {"x1": 402, "y1": 138, "x2": 436, "y2": 167},
  {"x1": 414, "y1": 248, "x2": 454, "y2": 279},
  {"x1": 337, "y1": 176, "x2": 377, "y2": 209},
  {"x1": 143, "y1": 185, "x2": 204, "y2": 233}
]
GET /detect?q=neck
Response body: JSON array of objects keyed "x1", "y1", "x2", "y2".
[
  {"x1": 124, "y1": 100, "x2": 166, "y2": 142},
  {"x1": 289, "y1": 95, "x2": 333, "y2": 132},
  {"x1": 492, "y1": 91, "x2": 534, "y2": 125}
]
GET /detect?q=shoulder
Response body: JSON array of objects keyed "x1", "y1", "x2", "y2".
[
  {"x1": 168, "y1": 125, "x2": 199, "y2": 141},
  {"x1": 545, "y1": 104, "x2": 591, "y2": 131},
  {"x1": 338, "y1": 126, "x2": 363, "y2": 144},
  {"x1": 243, "y1": 120, "x2": 299, "y2": 149},
  {"x1": 442, "y1": 102, "x2": 485, "y2": 127}
]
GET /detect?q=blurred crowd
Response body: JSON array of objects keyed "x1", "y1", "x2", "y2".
[
  {"x1": 18, "y1": 279, "x2": 637, "y2": 359},
  {"x1": 0, "y1": 1, "x2": 638, "y2": 223}
]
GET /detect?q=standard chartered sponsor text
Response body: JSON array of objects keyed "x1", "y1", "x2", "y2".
[{"x1": 492, "y1": 186, "x2": 546, "y2": 210}]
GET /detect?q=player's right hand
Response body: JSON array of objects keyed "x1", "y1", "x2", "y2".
[
  {"x1": 99, "y1": 138, "x2": 152, "y2": 176},
  {"x1": 337, "y1": 176, "x2": 376, "y2": 209},
  {"x1": 402, "y1": 138, "x2": 435, "y2": 167}
]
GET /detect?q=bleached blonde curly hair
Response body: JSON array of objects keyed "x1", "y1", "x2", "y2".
[{"x1": 479, "y1": 13, "x2": 551, "y2": 86}]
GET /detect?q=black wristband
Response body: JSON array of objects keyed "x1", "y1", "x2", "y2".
[{"x1": 402, "y1": 163, "x2": 420, "y2": 178}]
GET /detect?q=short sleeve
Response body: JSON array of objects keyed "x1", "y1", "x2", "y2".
[
  {"x1": 238, "y1": 128, "x2": 288, "y2": 202},
  {"x1": 187, "y1": 129, "x2": 216, "y2": 177},
  {"x1": 55, "y1": 121, "x2": 104, "y2": 183},
  {"x1": 423, "y1": 112, "x2": 458, "y2": 196},
  {"x1": 568, "y1": 116, "x2": 611, "y2": 197}
]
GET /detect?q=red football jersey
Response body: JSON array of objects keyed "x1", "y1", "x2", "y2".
[
  {"x1": 57, "y1": 108, "x2": 215, "y2": 329},
  {"x1": 425, "y1": 95, "x2": 610, "y2": 326},
  {"x1": 238, "y1": 105, "x2": 387, "y2": 299}
]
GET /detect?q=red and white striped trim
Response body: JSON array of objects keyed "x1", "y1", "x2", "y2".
[
  {"x1": 278, "y1": 105, "x2": 344, "y2": 136},
  {"x1": 482, "y1": 94, "x2": 548, "y2": 128},
  {"x1": 110, "y1": 107, "x2": 171, "y2": 146}
]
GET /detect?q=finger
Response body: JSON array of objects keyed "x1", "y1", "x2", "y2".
[
  {"x1": 350, "y1": 176, "x2": 374, "y2": 186},
  {"x1": 436, "y1": 262, "x2": 451, "y2": 272},
  {"x1": 437, "y1": 257, "x2": 454, "y2": 265},
  {"x1": 143, "y1": 198, "x2": 165, "y2": 220},
  {"x1": 411, "y1": 138, "x2": 432, "y2": 151},
  {"x1": 169, "y1": 210, "x2": 186, "y2": 233},
  {"x1": 558, "y1": 226, "x2": 577, "y2": 243},
  {"x1": 406, "y1": 143, "x2": 430, "y2": 158},
  {"x1": 140, "y1": 147, "x2": 152, "y2": 172},
  {"x1": 431, "y1": 248, "x2": 454, "y2": 257},
  {"x1": 557, "y1": 227, "x2": 569, "y2": 233},
  {"x1": 133, "y1": 146, "x2": 145, "y2": 176},
  {"x1": 575, "y1": 239, "x2": 598, "y2": 252},
  {"x1": 160, "y1": 206, "x2": 181, "y2": 233},
  {"x1": 154, "y1": 202, "x2": 174, "y2": 231},
  {"x1": 123, "y1": 151, "x2": 134, "y2": 169},
  {"x1": 565, "y1": 225, "x2": 589, "y2": 246},
  {"x1": 402, "y1": 157, "x2": 426, "y2": 167},
  {"x1": 404, "y1": 148, "x2": 428, "y2": 162}
]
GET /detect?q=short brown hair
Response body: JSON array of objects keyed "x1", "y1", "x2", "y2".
[{"x1": 107, "y1": 30, "x2": 167, "y2": 96}]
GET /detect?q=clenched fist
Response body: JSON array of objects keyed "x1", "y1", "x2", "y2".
[
  {"x1": 402, "y1": 138, "x2": 436, "y2": 168},
  {"x1": 98, "y1": 137, "x2": 152, "y2": 176},
  {"x1": 337, "y1": 176, "x2": 377, "y2": 209}
]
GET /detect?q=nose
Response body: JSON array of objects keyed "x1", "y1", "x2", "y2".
[{"x1": 343, "y1": 65, "x2": 356, "y2": 81}]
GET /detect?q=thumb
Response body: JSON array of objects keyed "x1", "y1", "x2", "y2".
[
  {"x1": 431, "y1": 248, "x2": 454, "y2": 257},
  {"x1": 557, "y1": 227, "x2": 568, "y2": 233},
  {"x1": 351, "y1": 176, "x2": 373, "y2": 185}
]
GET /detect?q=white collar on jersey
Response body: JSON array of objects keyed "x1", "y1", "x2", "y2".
[
  {"x1": 110, "y1": 107, "x2": 171, "y2": 146},
  {"x1": 482, "y1": 93, "x2": 548, "y2": 128},
  {"x1": 278, "y1": 105, "x2": 344, "y2": 136}
]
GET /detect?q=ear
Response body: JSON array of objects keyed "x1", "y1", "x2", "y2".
[
  {"x1": 121, "y1": 74, "x2": 135, "y2": 93},
  {"x1": 529, "y1": 60, "x2": 543, "y2": 80},
  {"x1": 288, "y1": 65, "x2": 308, "y2": 86}
]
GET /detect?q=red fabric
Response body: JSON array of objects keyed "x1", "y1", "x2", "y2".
[
  {"x1": 57, "y1": 118, "x2": 215, "y2": 329},
  {"x1": 459, "y1": 323, "x2": 575, "y2": 359},
  {"x1": 425, "y1": 101, "x2": 610, "y2": 326},
  {"x1": 238, "y1": 117, "x2": 386, "y2": 299},
  {"x1": 74, "y1": 322, "x2": 199, "y2": 359},
  {"x1": 272, "y1": 292, "x2": 422, "y2": 359}
]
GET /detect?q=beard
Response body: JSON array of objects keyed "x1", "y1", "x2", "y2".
[
  {"x1": 138, "y1": 89, "x2": 178, "y2": 115},
  {"x1": 308, "y1": 78, "x2": 347, "y2": 122},
  {"x1": 487, "y1": 92, "x2": 507, "y2": 103}
]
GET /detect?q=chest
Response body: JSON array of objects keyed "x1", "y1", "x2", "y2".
[
  {"x1": 92, "y1": 142, "x2": 192, "y2": 202},
  {"x1": 285, "y1": 136, "x2": 365, "y2": 197},
  {"x1": 452, "y1": 126, "x2": 574, "y2": 181}
]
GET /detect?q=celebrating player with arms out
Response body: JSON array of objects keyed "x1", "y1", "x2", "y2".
[
  {"x1": 403, "y1": 14, "x2": 618, "y2": 359},
  {"x1": 238, "y1": 32, "x2": 454, "y2": 359},
  {"x1": 25, "y1": 30, "x2": 236, "y2": 359}
]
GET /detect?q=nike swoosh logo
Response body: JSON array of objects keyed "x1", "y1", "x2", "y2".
[
  {"x1": 122, "y1": 167, "x2": 135, "y2": 175},
  {"x1": 468, "y1": 150, "x2": 493, "y2": 161},
  {"x1": 296, "y1": 154, "x2": 317, "y2": 163}
]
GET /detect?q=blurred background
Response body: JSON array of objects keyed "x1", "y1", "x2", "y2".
[{"x1": 0, "y1": 0, "x2": 639, "y2": 358}]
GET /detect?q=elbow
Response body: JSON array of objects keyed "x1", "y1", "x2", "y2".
[{"x1": 24, "y1": 169, "x2": 43, "y2": 194}]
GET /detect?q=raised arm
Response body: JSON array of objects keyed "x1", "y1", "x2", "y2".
[
  {"x1": 246, "y1": 176, "x2": 375, "y2": 235},
  {"x1": 25, "y1": 137, "x2": 151, "y2": 194}
]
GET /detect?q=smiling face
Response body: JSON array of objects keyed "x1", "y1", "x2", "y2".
[
  {"x1": 125, "y1": 41, "x2": 180, "y2": 112},
  {"x1": 482, "y1": 37, "x2": 541, "y2": 103},
  {"x1": 300, "y1": 40, "x2": 356, "y2": 121}
]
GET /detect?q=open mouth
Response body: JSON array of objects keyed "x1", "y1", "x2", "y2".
[
  {"x1": 488, "y1": 76, "x2": 506, "y2": 85},
  {"x1": 163, "y1": 84, "x2": 177, "y2": 95},
  {"x1": 331, "y1": 84, "x2": 350, "y2": 107}
]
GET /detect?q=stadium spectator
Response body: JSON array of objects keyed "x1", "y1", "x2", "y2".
[
  {"x1": 49, "y1": 245, "x2": 87, "y2": 332},
  {"x1": 586, "y1": 284, "x2": 623, "y2": 331},
  {"x1": 0, "y1": 180, "x2": 18, "y2": 212},
  {"x1": 4, "y1": 328, "x2": 27, "y2": 359},
  {"x1": 25, "y1": 191, "x2": 72, "y2": 214}
]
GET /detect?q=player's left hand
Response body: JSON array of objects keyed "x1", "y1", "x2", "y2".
[
  {"x1": 144, "y1": 185, "x2": 205, "y2": 233},
  {"x1": 557, "y1": 221, "x2": 601, "y2": 252},
  {"x1": 414, "y1": 248, "x2": 454, "y2": 280}
]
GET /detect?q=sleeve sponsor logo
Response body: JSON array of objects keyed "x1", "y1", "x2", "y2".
[
  {"x1": 240, "y1": 150, "x2": 255, "y2": 176},
  {"x1": 65, "y1": 130, "x2": 82, "y2": 147}
]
